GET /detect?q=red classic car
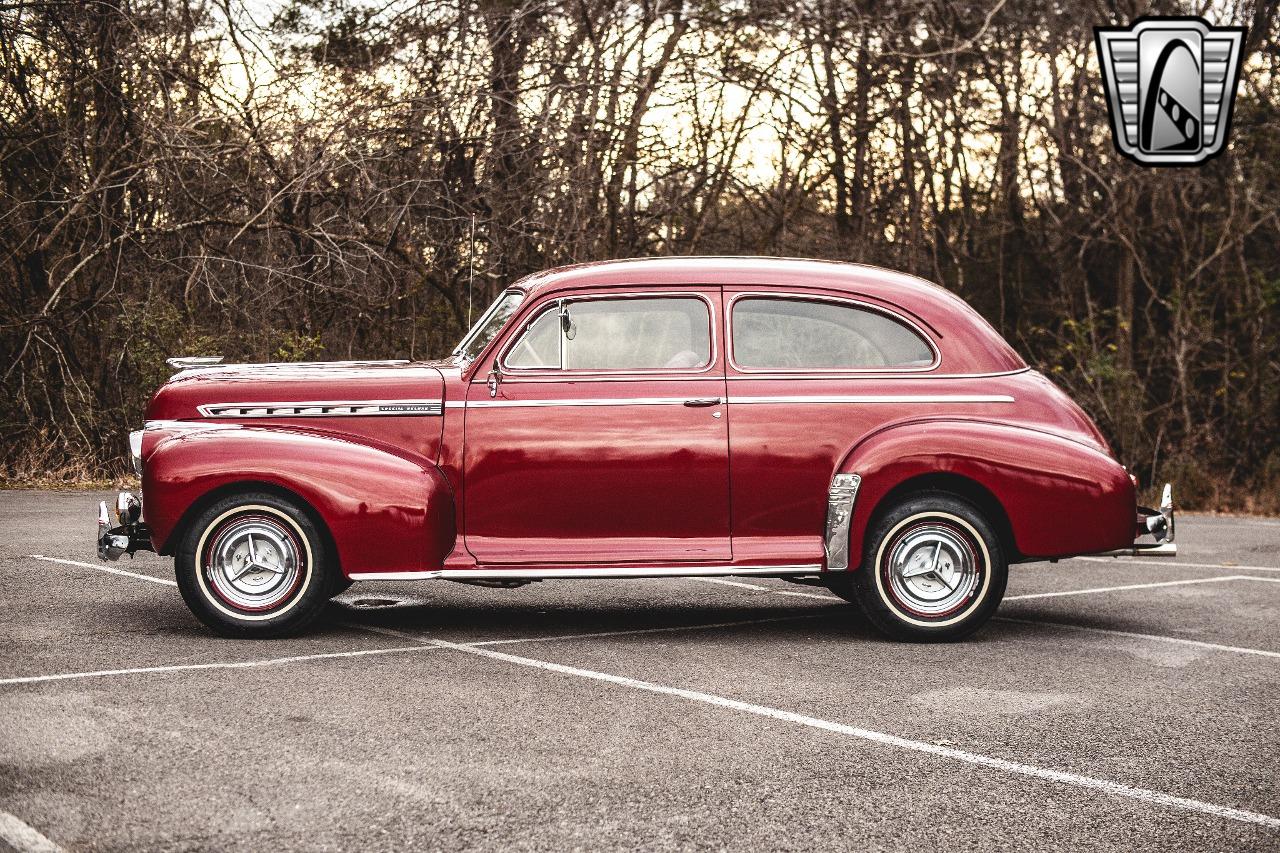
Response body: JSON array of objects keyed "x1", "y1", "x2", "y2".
[{"x1": 98, "y1": 257, "x2": 1175, "y2": 640}]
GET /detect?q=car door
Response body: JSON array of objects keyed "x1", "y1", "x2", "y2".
[
  {"x1": 723, "y1": 290, "x2": 941, "y2": 564},
  {"x1": 462, "y1": 288, "x2": 731, "y2": 565}
]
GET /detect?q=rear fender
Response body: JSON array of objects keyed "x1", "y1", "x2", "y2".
[
  {"x1": 144, "y1": 425, "x2": 455, "y2": 577},
  {"x1": 839, "y1": 419, "x2": 1134, "y2": 566}
]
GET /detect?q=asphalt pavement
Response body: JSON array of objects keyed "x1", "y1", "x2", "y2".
[{"x1": 1, "y1": 490, "x2": 1278, "y2": 851}]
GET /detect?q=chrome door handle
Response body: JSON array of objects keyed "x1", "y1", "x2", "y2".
[{"x1": 683, "y1": 398, "x2": 721, "y2": 407}]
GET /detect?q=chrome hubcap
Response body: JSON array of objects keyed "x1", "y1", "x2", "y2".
[
  {"x1": 886, "y1": 523, "x2": 980, "y2": 617},
  {"x1": 205, "y1": 516, "x2": 302, "y2": 611}
]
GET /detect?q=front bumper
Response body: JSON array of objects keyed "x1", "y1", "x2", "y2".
[
  {"x1": 1092, "y1": 482, "x2": 1176, "y2": 558},
  {"x1": 97, "y1": 492, "x2": 153, "y2": 561}
]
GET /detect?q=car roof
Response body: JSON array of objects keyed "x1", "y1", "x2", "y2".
[{"x1": 513, "y1": 256, "x2": 941, "y2": 301}]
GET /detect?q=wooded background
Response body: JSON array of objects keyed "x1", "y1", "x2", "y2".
[{"x1": 2, "y1": 0, "x2": 1278, "y2": 509}]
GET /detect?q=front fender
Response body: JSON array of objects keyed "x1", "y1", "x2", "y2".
[
  {"x1": 841, "y1": 419, "x2": 1134, "y2": 565},
  {"x1": 143, "y1": 425, "x2": 455, "y2": 577}
]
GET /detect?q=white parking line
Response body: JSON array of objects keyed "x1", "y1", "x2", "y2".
[
  {"x1": 1004, "y1": 575, "x2": 1251, "y2": 600},
  {"x1": 430, "y1": 638, "x2": 1280, "y2": 829},
  {"x1": 696, "y1": 573, "x2": 1269, "y2": 603},
  {"x1": 0, "y1": 644, "x2": 442, "y2": 687},
  {"x1": 692, "y1": 577, "x2": 772, "y2": 592},
  {"x1": 2, "y1": 613, "x2": 828, "y2": 687},
  {"x1": 691, "y1": 577, "x2": 833, "y2": 600},
  {"x1": 16, "y1": 551, "x2": 1280, "y2": 829},
  {"x1": 30, "y1": 555, "x2": 176, "y2": 586},
  {"x1": 1184, "y1": 517, "x2": 1280, "y2": 528},
  {"x1": 1076, "y1": 556, "x2": 1280, "y2": 573},
  {"x1": 18, "y1": 554, "x2": 1278, "y2": 686},
  {"x1": 0, "y1": 810, "x2": 66, "y2": 852},
  {"x1": 698, "y1": 572, "x2": 1280, "y2": 660},
  {"x1": 349, "y1": 612, "x2": 825, "y2": 649},
  {"x1": 995, "y1": 617, "x2": 1280, "y2": 659}
]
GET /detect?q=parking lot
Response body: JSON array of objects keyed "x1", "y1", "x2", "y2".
[{"x1": 1, "y1": 490, "x2": 1278, "y2": 851}]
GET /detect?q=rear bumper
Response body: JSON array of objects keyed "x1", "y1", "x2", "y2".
[
  {"x1": 1092, "y1": 541, "x2": 1177, "y2": 558},
  {"x1": 1089, "y1": 483, "x2": 1176, "y2": 558},
  {"x1": 97, "y1": 492, "x2": 153, "y2": 561}
]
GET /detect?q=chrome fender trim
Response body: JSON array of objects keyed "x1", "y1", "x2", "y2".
[
  {"x1": 824, "y1": 473, "x2": 862, "y2": 571},
  {"x1": 197, "y1": 400, "x2": 443, "y2": 418}
]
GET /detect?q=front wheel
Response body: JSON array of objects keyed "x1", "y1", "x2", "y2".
[
  {"x1": 176, "y1": 492, "x2": 334, "y2": 638},
  {"x1": 839, "y1": 492, "x2": 1008, "y2": 642}
]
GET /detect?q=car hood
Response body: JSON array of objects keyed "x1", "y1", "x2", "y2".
[{"x1": 145, "y1": 360, "x2": 447, "y2": 422}]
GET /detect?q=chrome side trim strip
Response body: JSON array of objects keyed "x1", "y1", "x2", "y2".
[
  {"x1": 198, "y1": 399, "x2": 443, "y2": 418},
  {"x1": 444, "y1": 394, "x2": 1012, "y2": 409},
  {"x1": 732, "y1": 394, "x2": 1015, "y2": 404},
  {"x1": 449, "y1": 397, "x2": 697, "y2": 409},
  {"x1": 824, "y1": 473, "x2": 862, "y2": 571},
  {"x1": 349, "y1": 571, "x2": 445, "y2": 581},
  {"x1": 348, "y1": 564, "x2": 823, "y2": 581},
  {"x1": 724, "y1": 367, "x2": 1031, "y2": 380}
]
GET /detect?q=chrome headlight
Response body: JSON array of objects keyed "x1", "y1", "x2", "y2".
[{"x1": 129, "y1": 429, "x2": 144, "y2": 476}]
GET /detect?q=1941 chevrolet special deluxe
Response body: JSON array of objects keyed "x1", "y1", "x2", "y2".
[{"x1": 98, "y1": 257, "x2": 1175, "y2": 641}]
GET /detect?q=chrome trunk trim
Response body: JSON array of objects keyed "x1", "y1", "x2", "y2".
[{"x1": 824, "y1": 473, "x2": 862, "y2": 571}]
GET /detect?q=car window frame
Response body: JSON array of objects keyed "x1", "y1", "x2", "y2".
[
  {"x1": 497, "y1": 290, "x2": 719, "y2": 377},
  {"x1": 725, "y1": 291, "x2": 941, "y2": 375},
  {"x1": 451, "y1": 288, "x2": 526, "y2": 365}
]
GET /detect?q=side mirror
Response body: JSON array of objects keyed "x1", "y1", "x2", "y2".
[
  {"x1": 487, "y1": 367, "x2": 501, "y2": 398},
  {"x1": 560, "y1": 305, "x2": 576, "y2": 340}
]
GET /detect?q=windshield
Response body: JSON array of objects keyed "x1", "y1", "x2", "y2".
[{"x1": 452, "y1": 290, "x2": 524, "y2": 363}]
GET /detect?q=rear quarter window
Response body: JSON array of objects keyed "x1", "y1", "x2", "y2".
[{"x1": 731, "y1": 297, "x2": 935, "y2": 370}]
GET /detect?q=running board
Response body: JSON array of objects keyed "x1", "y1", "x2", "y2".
[{"x1": 347, "y1": 564, "x2": 823, "y2": 582}]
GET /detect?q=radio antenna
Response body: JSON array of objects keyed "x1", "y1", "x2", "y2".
[{"x1": 466, "y1": 213, "x2": 476, "y2": 326}]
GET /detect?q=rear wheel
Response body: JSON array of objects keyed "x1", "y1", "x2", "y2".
[
  {"x1": 176, "y1": 492, "x2": 333, "y2": 638},
  {"x1": 840, "y1": 492, "x2": 1007, "y2": 641}
]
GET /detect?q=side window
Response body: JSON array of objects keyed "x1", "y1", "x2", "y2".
[
  {"x1": 731, "y1": 297, "x2": 934, "y2": 370},
  {"x1": 504, "y1": 296, "x2": 712, "y2": 371},
  {"x1": 504, "y1": 308, "x2": 560, "y2": 369}
]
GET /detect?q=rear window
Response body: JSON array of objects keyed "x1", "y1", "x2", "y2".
[{"x1": 731, "y1": 297, "x2": 935, "y2": 370}]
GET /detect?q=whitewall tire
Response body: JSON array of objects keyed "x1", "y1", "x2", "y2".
[
  {"x1": 842, "y1": 492, "x2": 1008, "y2": 641},
  {"x1": 176, "y1": 491, "x2": 334, "y2": 638}
]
